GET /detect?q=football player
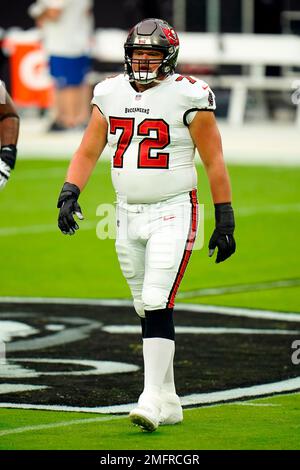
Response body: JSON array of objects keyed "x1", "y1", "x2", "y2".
[
  {"x1": 57, "y1": 18, "x2": 236, "y2": 432},
  {"x1": 0, "y1": 82, "x2": 19, "y2": 190}
]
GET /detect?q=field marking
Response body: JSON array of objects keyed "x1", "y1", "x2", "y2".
[
  {"x1": 0, "y1": 378, "x2": 299, "y2": 416},
  {"x1": 0, "y1": 358, "x2": 139, "y2": 379},
  {"x1": 0, "y1": 400, "x2": 284, "y2": 438},
  {"x1": 99, "y1": 378, "x2": 300, "y2": 413},
  {"x1": 0, "y1": 384, "x2": 48, "y2": 394},
  {"x1": 0, "y1": 415, "x2": 124, "y2": 438},
  {"x1": 178, "y1": 303, "x2": 300, "y2": 322},
  {"x1": 0, "y1": 296, "x2": 134, "y2": 307},
  {"x1": 0, "y1": 222, "x2": 96, "y2": 237},
  {"x1": 103, "y1": 325, "x2": 300, "y2": 335},
  {"x1": 0, "y1": 299, "x2": 299, "y2": 415},
  {"x1": 0, "y1": 202, "x2": 300, "y2": 237},
  {"x1": 234, "y1": 403, "x2": 281, "y2": 407},
  {"x1": 0, "y1": 395, "x2": 292, "y2": 439},
  {"x1": 13, "y1": 167, "x2": 67, "y2": 180},
  {"x1": 177, "y1": 278, "x2": 300, "y2": 299},
  {"x1": 237, "y1": 203, "x2": 300, "y2": 216},
  {"x1": 1, "y1": 297, "x2": 299, "y2": 321}
]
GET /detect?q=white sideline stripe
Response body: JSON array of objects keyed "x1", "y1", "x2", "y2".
[
  {"x1": 0, "y1": 378, "x2": 300, "y2": 416},
  {"x1": 234, "y1": 403, "x2": 281, "y2": 407},
  {"x1": 0, "y1": 296, "x2": 133, "y2": 307},
  {"x1": 1, "y1": 297, "x2": 299, "y2": 322},
  {"x1": 0, "y1": 222, "x2": 96, "y2": 236},
  {"x1": 0, "y1": 202, "x2": 300, "y2": 237},
  {"x1": 181, "y1": 377, "x2": 300, "y2": 408},
  {"x1": 178, "y1": 303, "x2": 300, "y2": 322},
  {"x1": 102, "y1": 325, "x2": 300, "y2": 335},
  {"x1": 0, "y1": 415, "x2": 124, "y2": 438},
  {"x1": 14, "y1": 167, "x2": 66, "y2": 180},
  {"x1": 177, "y1": 278, "x2": 300, "y2": 299},
  {"x1": 237, "y1": 203, "x2": 300, "y2": 216}
]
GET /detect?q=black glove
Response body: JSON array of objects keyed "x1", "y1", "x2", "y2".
[
  {"x1": 209, "y1": 202, "x2": 236, "y2": 263},
  {"x1": 57, "y1": 182, "x2": 84, "y2": 235},
  {"x1": 0, "y1": 145, "x2": 17, "y2": 190}
]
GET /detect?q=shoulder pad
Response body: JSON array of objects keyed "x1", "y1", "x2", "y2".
[
  {"x1": 93, "y1": 74, "x2": 123, "y2": 98},
  {"x1": 172, "y1": 74, "x2": 216, "y2": 111}
]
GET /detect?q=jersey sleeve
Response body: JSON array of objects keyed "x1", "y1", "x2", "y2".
[
  {"x1": 182, "y1": 80, "x2": 216, "y2": 126},
  {"x1": 91, "y1": 83, "x2": 105, "y2": 115},
  {"x1": 91, "y1": 77, "x2": 118, "y2": 117}
]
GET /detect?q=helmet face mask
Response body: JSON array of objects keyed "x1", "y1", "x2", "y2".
[
  {"x1": 124, "y1": 18, "x2": 179, "y2": 84},
  {"x1": 130, "y1": 52, "x2": 165, "y2": 84}
]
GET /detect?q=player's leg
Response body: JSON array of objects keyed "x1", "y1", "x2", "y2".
[
  {"x1": 115, "y1": 207, "x2": 159, "y2": 431},
  {"x1": 130, "y1": 191, "x2": 198, "y2": 430},
  {"x1": 115, "y1": 206, "x2": 146, "y2": 321},
  {"x1": 137, "y1": 237, "x2": 182, "y2": 429},
  {"x1": 144, "y1": 191, "x2": 198, "y2": 393}
]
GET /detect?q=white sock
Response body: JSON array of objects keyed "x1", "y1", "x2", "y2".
[
  {"x1": 162, "y1": 346, "x2": 176, "y2": 394},
  {"x1": 143, "y1": 337, "x2": 175, "y2": 395}
]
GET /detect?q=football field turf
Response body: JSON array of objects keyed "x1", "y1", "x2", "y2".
[
  {"x1": 1, "y1": 393, "x2": 300, "y2": 450},
  {"x1": 0, "y1": 159, "x2": 300, "y2": 450}
]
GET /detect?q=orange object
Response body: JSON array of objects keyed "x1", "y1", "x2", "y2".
[{"x1": 7, "y1": 37, "x2": 54, "y2": 108}]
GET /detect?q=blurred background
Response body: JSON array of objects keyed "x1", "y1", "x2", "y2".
[
  {"x1": 1, "y1": 0, "x2": 300, "y2": 138},
  {"x1": 0, "y1": 0, "x2": 299, "y2": 307},
  {"x1": 0, "y1": 0, "x2": 299, "y2": 162}
]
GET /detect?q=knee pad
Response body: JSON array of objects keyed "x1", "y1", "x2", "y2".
[
  {"x1": 142, "y1": 287, "x2": 167, "y2": 311},
  {"x1": 144, "y1": 308, "x2": 175, "y2": 340},
  {"x1": 133, "y1": 299, "x2": 145, "y2": 318}
]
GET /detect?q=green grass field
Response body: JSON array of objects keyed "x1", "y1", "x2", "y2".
[
  {"x1": 0, "y1": 159, "x2": 300, "y2": 450},
  {"x1": 1, "y1": 160, "x2": 300, "y2": 309},
  {"x1": 1, "y1": 393, "x2": 300, "y2": 450}
]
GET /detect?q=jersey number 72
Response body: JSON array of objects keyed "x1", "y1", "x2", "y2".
[{"x1": 109, "y1": 117, "x2": 170, "y2": 169}]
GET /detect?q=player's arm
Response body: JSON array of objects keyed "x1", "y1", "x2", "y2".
[
  {"x1": 189, "y1": 111, "x2": 231, "y2": 202},
  {"x1": 65, "y1": 106, "x2": 107, "y2": 190},
  {"x1": 28, "y1": 1, "x2": 63, "y2": 26},
  {"x1": 189, "y1": 111, "x2": 236, "y2": 263},
  {"x1": 35, "y1": 9, "x2": 62, "y2": 27},
  {"x1": 0, "y1": 91, "x2": 20, "y2": 190},
  {"x1": 57, "y1": 106, "x2": 108, "y2": 235}
]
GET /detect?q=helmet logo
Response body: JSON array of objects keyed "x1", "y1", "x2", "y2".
[
  {"x1": 137, "y1": 38, "x2": 147, "y2": 44},
  {"x1": 162, "y1": 27, "x2": 179, "y2": 46}
]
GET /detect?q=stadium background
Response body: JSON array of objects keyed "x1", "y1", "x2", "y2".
[
  {"x1": 0, "y1": 0, "x2": 300, "y2": 451},
  {"x1": 2, "y1": 0, "x2": 300, "y2": 32}
]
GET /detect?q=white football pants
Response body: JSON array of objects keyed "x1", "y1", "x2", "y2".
[{"x1": 115, "y1": 190, "x2": 198, "y2": 317}]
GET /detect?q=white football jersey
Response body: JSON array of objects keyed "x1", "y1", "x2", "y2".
[{"x1": 92, "y1": 73, "x2": 216, "y2": 203}]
